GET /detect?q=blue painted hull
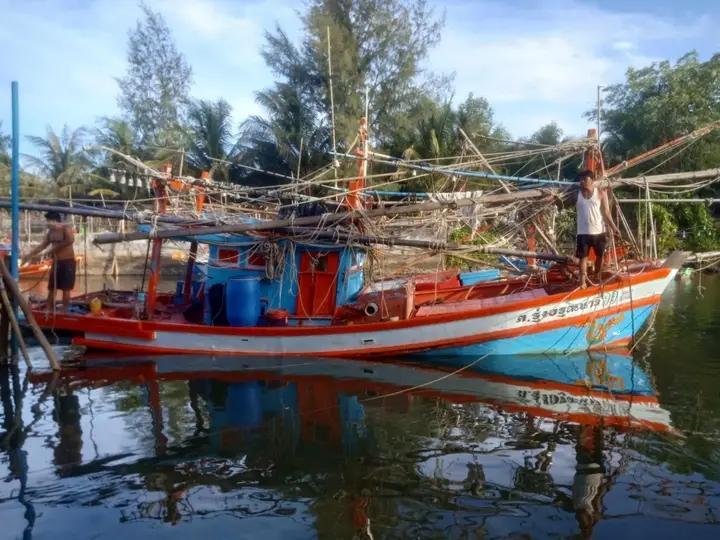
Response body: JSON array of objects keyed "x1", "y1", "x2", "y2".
[
  {"x1": 420, "y1": 303, "x2": 655, "y2": 357},
  {"x1": 418, "y1": 352, "x2": 654, "y2": 396}
]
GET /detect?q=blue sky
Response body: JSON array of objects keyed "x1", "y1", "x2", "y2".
[{"x1": 0, "y1": 0, "x2": 718, "y2": 153}]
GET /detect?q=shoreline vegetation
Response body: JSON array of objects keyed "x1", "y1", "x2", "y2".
[{"x1": 1, "y1": 1, "x2": 719, "y2": 256}]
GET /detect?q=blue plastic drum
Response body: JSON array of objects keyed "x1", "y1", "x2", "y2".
[{"x1": 225, "y1": 277, "x2": 261, "y2": 327}]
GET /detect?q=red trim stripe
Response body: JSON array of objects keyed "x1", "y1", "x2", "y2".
[
  {"x1": 72, "y1": 295, "x2": 660, "y2": 357},
  {"x1": 37, "y1": 269, "x2": 669, "y2": 339}
]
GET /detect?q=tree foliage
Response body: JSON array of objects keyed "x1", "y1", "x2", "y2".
[
  {"x1": 238, "y1": 0, "x2": 444, "y2": 184},
  {"x1": 25, "y1": 126, "x2": 92, "y2": 191},
  {"x1": 0, "y1": 122, "x2": 9, "y2": 167},
  {"x1": 390, "y1": 94, "x2": 508, "y2": 191},
  {"x1": 529, "y1": 122, "x2": 564, "y2": 146},
  {"x1": 597, "y1": 52, "x2": 720, "y2": 252},
  {"x1": 303, "y1": 0, "x2": 444, "y2": 146},
  {"x1": 598, "y1": 52, "x2": 720, "y2": 172},
  {"x1": 185, "y1": 99, "x2": 238, "y2": 181},
  {"x1": 117, "y1": 3, "x2": 192, "y2": 146},
  {"x1": 95, "y1": 117, "x2": 143, "y2": 166}
]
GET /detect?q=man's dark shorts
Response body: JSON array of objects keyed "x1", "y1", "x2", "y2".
[
  {"x1": 49, "y1": 258, "x2": 76, "y2": 290},
  {"x1": 576, "y1": 234, "x2": 607, "y2": 259}
]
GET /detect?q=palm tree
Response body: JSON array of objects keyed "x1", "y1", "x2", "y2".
[
  {"x1": 26, "y1": 125, "x2": 91, "y2": 194},
  {"x1": 95, "y1": 117, "x2": 142, "y2": 163},
  {"x1": 0, "y1": 121, "x2": 10, "y2": 167},
  {"x1": 235, "y1": 83, "x2": 329, "y2": 186},
  {"x1": 185, "y1": 99, "x2": 239, "y2": 182}
]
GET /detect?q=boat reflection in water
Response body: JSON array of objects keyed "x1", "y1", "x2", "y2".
[{"x1": 8, "y1": 352, "x2": 674, "y2": 538}]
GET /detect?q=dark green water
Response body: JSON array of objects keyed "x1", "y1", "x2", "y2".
[{"x1": 1, "y1": 275, "x2": 719, "y2": 539}]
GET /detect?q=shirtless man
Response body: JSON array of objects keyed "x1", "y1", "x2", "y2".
[
  {"x1": 576, "y1": 170, "x2": 621, "y2": 288},
  {"x1": 24, "y1": 211, "x2": 76, "y2": 311}
]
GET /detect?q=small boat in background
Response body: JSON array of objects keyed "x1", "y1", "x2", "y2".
[
  {"x1": 0, "y1": 243, "x2": 51, "y2": 277},
  {"x1": 1, "y1": 243, "x2": 84, "y2": 278}
]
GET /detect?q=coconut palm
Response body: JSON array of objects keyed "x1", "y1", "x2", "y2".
[
  {"x1": 26, "y1": 125, "x2": 92, "y2": 193},
  {"x1": 0, "y1": 121, "x2": 10, "y2": 167},
  {"x1": 185, "y1": 99, "x2": 239, "y2": 182},
  {"x1": 235, "y1": 82, "x2": 330, "y2": 186},
  {"x1": 95, "y1": 117, "x2": 142, "y2": 164}
]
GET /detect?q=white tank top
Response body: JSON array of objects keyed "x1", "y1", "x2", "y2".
[{"x1": 576, "y1": 188, "x2": 605, "y2": 235}]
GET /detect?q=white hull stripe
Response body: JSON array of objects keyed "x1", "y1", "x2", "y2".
[{"x1": 85, "y1": 274, "x2": 673, "y2": 355}]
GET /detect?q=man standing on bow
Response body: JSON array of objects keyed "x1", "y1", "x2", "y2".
[
  {"x1": 24, "y1": 211, "x2": 76, "y2": 311},
  {"x1": 576, "y1": 170, "x2": 621, "y2": 288}
]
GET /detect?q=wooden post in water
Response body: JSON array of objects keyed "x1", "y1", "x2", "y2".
[
  {"x1": 10, "y1": 82, "x2": 21, "y2": 358},
  {"x1": 0, "y1": 278, "x2": 32, "y2": 369},
  {"x1": 0, "y1": 282, "x2": 8, "y2": 364},
  {"x1": 0, "y1": 257, "x2": 60, "y2": 370}
]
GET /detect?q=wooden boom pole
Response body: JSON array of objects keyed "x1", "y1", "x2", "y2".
[
  {"x1": 280, "y1": 227, "x2": 574, "y2": 264},
  {"x1": 93, "y1": 188, "x2": 558, "y2": 245}
]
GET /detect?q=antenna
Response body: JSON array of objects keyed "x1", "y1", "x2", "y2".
[
  {"x1": 596, "y1": 85, "x2": 603, "y2": 142},
  {"x1": 363, "y1": 86, "x2": 369, "y2": 180},
  {"x1": 327, "y1": 26, "x2": 339, "y2": 187}
]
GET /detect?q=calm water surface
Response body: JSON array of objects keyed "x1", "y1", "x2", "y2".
[{"x1": 1, "y1": 275, "x2": 719, "y2": 539}]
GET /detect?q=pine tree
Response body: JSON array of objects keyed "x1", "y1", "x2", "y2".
[
  {"x1": 238, "y1": 0, "x2": 444, "y2": 184},
  {"x1": 117, "y1": 3, "x2": 192, "y2": 146}
]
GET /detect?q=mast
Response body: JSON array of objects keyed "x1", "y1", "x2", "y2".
[
  {"x1": 346, "y1": 115, "x2": 368, "y2": 210},
  {"x1": 583, "y1": 128, "x2": 601, "y2": 174},
  {"x1": 144, "y1": 163, "x2": 170, "y2": 319}
]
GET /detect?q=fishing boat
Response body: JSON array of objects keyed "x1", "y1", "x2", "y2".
[
  {"x1": 29, "y1": 224, "x2": 685, "y2": 357},
  {"x1": 26, "y1": 126, "x2": 689, "y2": 358}
]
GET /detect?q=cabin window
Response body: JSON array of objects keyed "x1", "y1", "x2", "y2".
[
  {"x1": 351, "y1": 250, "x2": 364, "y2": 267},
  {"x1": 217, "y1": 248, "x2": 239, "y2": 265},
  {"x1": 314, "y1": 254, "x2": 330, "y2": 272},
  {"x1": 248, "y1": 253, "x2": 267, "y2": 267}
]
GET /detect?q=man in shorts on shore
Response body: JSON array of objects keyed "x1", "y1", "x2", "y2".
[{"x1": 24, "y1": 211, "x2": 76, "y2": 311}]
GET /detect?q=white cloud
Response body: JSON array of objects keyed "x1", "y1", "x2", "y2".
[
  {"x1": 0, "y1": 0, "x2": 302, "y2": 143},
  {"x1": 428, "y1": 0, "x2": 715, "y2": 136},
  {"x1": 612, "y1": 41, "x2": 636, "y2": 52},
  {"x1": 0, "y1": 0, "x2": 716, "y2": 148}
]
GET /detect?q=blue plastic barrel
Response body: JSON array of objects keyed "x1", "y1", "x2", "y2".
[
  {"x1": 227, "y1": 382, "x2": 263, "y2": 429},
  {"x1": 225, "y1": 277, "x2": 261, "y2": 327}
]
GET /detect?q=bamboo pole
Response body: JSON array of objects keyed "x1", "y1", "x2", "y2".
[
  {"x1": 646, "y1": 178, "x2": 657, "y2": 259},
  {"x1": 93, "y1": 188, "x2": 557, "y2": 245},
  {"x1": 280, "y1": 227, "x2": 574, "y2": 264},
  {"x1": 617, "y1": 198, "x2": 720, "y2": 204},
  {"x1": 0, "y1": 200, "x2": 202, "y2": 224},
  {"x1": 326, "y1": 25, "x2": 338, "y2": 189},
  {"x1": 606, "y1": 120, "x2": 720, "y2": 177},
  {"x1": 617, "y1": 168, "x2": 720, "y2": 184},
  {"x1": 0, "y1": 258, "x2": 60, "y2": 371},
  {"x1": 459, "y1": 128, "x2": 559, "y2": 255}
]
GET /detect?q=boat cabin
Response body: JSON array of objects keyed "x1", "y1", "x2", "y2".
[{"x1": 180, "y1": 231, "x2": 367, "y2": 327}]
